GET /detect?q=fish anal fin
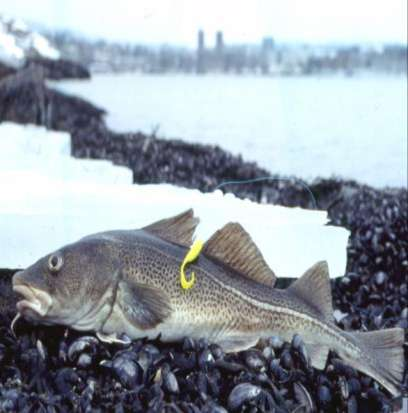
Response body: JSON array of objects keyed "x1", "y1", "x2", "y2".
[
  {"x1": 287, "y1": 261, "x2": 334, "y2": 323},
  {"x1": 217, "y1": 335, "x2": 260, "y2": 353},
  {"x1": 117, "y1": 280, "x2": 172, "y2": 330},
  {"x1": 203, "y1": 223, "x2": 276, "y2": 288},
  {"x1": 307, "y1": 343, "x2": 330, "y2": 370},
  {"x1": 143, "y1": 209, "x2": 199, "y2": 247}
]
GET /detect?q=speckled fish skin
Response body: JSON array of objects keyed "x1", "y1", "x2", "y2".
[{"x1": 12, "y1": 210, "x2": 405, "y2": 397}]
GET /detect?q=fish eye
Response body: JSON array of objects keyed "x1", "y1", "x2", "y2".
[{"x1": 48, "y1": 254, "x2": 63, "y2": 273}]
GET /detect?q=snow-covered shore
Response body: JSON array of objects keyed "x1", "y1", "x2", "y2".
[
  {"x1": 0, "y1": 15, "x2": 59, "y2": 68},
  {"x1": 0, "y1": 122, "x2": 349, "y2": 277}
]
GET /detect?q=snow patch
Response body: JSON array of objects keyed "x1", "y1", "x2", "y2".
[{"x1": 0, "y1": 15, "x2": 60, "y2": 67}]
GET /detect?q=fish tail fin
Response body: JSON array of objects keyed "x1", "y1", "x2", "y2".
[{"x1": 350, "y1": 328, "x2": 405, "y2": 397}]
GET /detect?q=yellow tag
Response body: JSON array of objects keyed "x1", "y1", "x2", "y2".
[{"x1": 180, "y1": 239, "x2": 203, "y2": 290}]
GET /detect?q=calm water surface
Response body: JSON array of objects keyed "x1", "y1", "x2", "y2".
[{"x1": 54, "y1": 74, "x2": 407, "y2": 188}]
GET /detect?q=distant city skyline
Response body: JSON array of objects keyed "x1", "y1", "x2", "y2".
[{"x1": 1, "y1": 0, "x2": 407, "y2": 46}]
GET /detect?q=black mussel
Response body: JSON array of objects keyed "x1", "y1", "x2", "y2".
[
  {"x1": 347, "y1": 378, "x2": 361, "y2": 395},
  {"x1": 196, "y1": 371, "x2": 208, "y2": 401},
  {"x1": 270, "y1": 359, "x2": 290, "y2": 383},
  {"x1": 280, "y1": 349, "x2": 294, "y2": 370},
  {"x1": 54, "y1": 368, "x2": 80, "y2": 395},
  {"x1": 172, "y1": 352, "x2": 197, "y2": 371},
  {"x1": 67, "y1": 336, "x2": 98, "y2": 363},
  {"x1": 261, "y1": 346, "x2": 275, "y2": 361},
  {"x1": 214, "y1": 359, "x2": 246, "y2": 373},
  {"x1": 206, "y1": 371, "x2": 221, "y2": 397},
  {"x1": 257, "y1": 389, "x2": 278, "y2": 412},
  {"x1": 227, "y1": 383, "x2": 262, "y2": 411},
  {"x1": 198, "y1": 338, "x2": 209, "y2": 351},
  {"x1": 244, "y1": 349, "x2": 266, "y2": 371},
  {"x1": 209, "y1": 343, "x2": 224, "y2": 360},
  {"x1": 161, "y1": 364, "x2": 179, "y2": 394},
  {"x1": 112, "y1": 355, "x2": 142, "y2": 389},
  {"x1": 77, "y1": 353, "x2": 93, "y2": 368},
  {"x1": 337, "y1": 376, "x2": 349, "y2": 400},
  {"x1": 201, "y1": 400, "x2": 228, "y2": 413},
  {"x1": 317, "y1": 385, "x2": 332, "y2": 407},
  {"x1": 374, "y1": 271, "x2": 387, "y2": 286},
  {"x1": 347, "y1": 395, "x2": 358, "y2": 413},
  {"x1": 293, "y1": 382, "x2": 314, "y2": 413},
  {"x1": 268, "y1": 336, "x2": 284, "y2": 351},
  {"x1": 198, "y1": 349, "x2": 215, "y2": 370},
  {"x1": 136, "y1": 349, "x2": 153, "y2": 373},
  {"x1": 182, "y1": 337, "x2": 196, "y2": 352},
  {"x1": 0, "y1": 343, "x2": 6, "y2": 363},
  {"x1": 0, "y1": 389, "x2": 19, "y2": 413}
]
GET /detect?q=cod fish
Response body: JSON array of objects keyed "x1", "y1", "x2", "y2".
[{"x1": 13, "y1": 210, "x2": 404, "y2": 396}]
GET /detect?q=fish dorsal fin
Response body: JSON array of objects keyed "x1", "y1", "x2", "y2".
[
  {"x1": 143, "y1": 209, "x2": 199, "y2": 247},
  {"x1": 287, "y1": 261, "x2": 334, "y2": 323},
  {"x1": 203, "y1": 223, "x2": 276, "y2": 288}
]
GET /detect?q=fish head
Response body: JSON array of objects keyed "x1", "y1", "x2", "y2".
[{"x1": 12, "y1": 237, "x2": 119, "y2": 327}]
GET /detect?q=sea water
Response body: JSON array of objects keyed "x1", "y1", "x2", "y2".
[{"x1": 53, "y1": 73, "x2": 407, "y2": 189}]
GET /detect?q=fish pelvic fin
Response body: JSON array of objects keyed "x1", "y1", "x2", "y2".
[
  {"x1": 203, "y1": 222, "x2": 276, "y2": 288},
  {"x1": 287, "y1": 261, "x2": 334, "y2": 323},
  {"x1": 143, "y1": 209, "x2": 199, "y2": 247},
  {"x1": 351, "y1": 328, "x2": 405, "y2": 397}
]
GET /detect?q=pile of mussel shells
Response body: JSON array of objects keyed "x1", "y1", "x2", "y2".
[{"x1": 0, "y1": 314, "x2": 404, "y2": 412}]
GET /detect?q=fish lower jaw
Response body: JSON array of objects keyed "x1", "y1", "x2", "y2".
[
  {"x1": 16, "y1": 299, "x2": 48, "y2": 318},
  {"x1": 13, "y1": 284, "x2": 52, "y2": 318}
]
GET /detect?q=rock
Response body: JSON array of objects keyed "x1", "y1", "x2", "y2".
[
  {"x1": 0, "y1": 67, "x2": 105, "y2": 132},
  {"x1": 24, "y1": 57, "x2": 90, "y2": 80},
  {"x1": 0, "y1": 62, "x2": 16, "y2": 81}
]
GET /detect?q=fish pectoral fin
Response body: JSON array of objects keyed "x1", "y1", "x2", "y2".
[
  {"x1": 142, "y1": 209, "x2": 199, "y2": 247},
  {"x1": 203, "y1": 222, "x2": 276, "y2": 288},
  {"x1": 307, "y1": 343, "x2": 330, "y2": 370},
  {"x1": 117, "y1": 280, "x2": 172, "y2": 330},
  {"x1": 217, "y1": 335, "x2": 260, "y2": 353},
  {"x1": 287, "y1": 261, "x2": 334, "y2": 323},
  {"x1": 96, "y1": 331, "x2": 131, "y2": 345}
]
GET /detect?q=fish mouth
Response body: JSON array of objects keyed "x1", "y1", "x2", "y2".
[{"x1": 13, "y1": 284, "x2": 53, "y2": 319}]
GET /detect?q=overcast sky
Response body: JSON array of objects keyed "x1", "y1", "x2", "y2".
[{"x1": 1, "y1": 0, "x2": 407, "y2": 46}]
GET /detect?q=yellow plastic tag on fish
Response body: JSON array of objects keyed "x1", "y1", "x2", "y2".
[{"x1": 180, "y1": 239, "x2": 203, "y2": 290}]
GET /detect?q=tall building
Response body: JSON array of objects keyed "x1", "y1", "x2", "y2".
[
  {"x1": 196, "y1": 29, "x2": 206, "y2": 74},
  {"x1": 261, "y1": 36, "x2": 275, "y2": 74},
  {"x1": 262, "y1": 37, "x2": 274, "y2": 52},
  {"x1": 215, "y1": 31, "x2": 225, "y2": 71},
  {"x1": 216, "y1": 31, "x2": 224, "y2": 53}
]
